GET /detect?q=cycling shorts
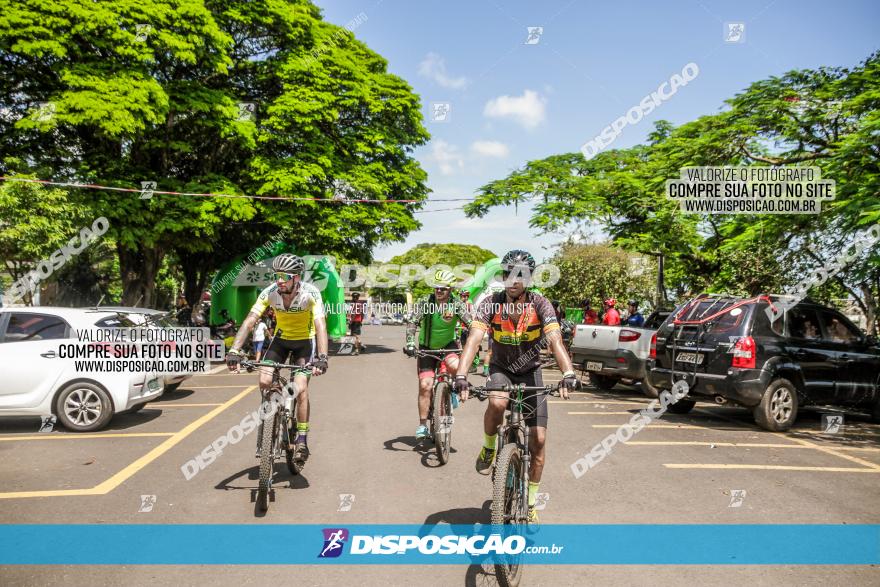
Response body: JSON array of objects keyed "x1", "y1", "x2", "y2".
[
  {"x1": 417, "y1": 341, "x2": 460, "y2": 379},
  {"x1": 263, "y1": 337, "x2": 314, "y2": 367},
  {"x1": 488, "y1": 366, "x2": 548, "y2": 428}
]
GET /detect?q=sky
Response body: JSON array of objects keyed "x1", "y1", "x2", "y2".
[{"x1": 313, "y1": 0, "x2": 880, "y2": 262}]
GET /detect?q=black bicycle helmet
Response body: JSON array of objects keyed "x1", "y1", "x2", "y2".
[
  {"x1": 272, "y1": 253, "x2": 305, "y2": 275},
  {"x1": 500, "y1": 249, "x2": 536, "y2": 271}
]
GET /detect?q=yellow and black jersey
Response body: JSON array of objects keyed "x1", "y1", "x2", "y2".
[{"x1": 250, "y1": 282, "x2": 325, "y2": 341}]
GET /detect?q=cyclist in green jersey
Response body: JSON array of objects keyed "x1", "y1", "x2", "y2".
[{"x1": 404, "y1": 269, "x2": 473, "y2": 439}]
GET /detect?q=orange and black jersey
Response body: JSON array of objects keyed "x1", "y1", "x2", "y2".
[{"x1": 470, "y1": 291, "x2": 560, "y2": 374}]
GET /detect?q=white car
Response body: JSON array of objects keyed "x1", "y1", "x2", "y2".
[
  {"x1": 0, "y1": 307, "x2": 164, "y2": 432},
  {"x1": 93, "y1": 306, "x2": 194, "y2": 392}
]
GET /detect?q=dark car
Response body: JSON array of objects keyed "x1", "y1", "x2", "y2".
[{"x1": 647, "y1": 294, "x2": 880, "y2": 431}]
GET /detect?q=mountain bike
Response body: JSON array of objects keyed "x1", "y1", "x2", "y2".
[
  {"x1": 409, "y1": 349, "x2": 463, "y2": 465},
  {"x1": 470, "y1": 382, "x2": 559, "y2": 587},
  {"x1": 242, "y1": 359, "x2": 312, "y2": 513}
]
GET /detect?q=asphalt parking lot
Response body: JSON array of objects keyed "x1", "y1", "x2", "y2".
[{"x1": 1, "y1": 326, "x2": 878, "y2": 586}]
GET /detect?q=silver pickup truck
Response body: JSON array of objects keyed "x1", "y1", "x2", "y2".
[{"x1": 570, "y1": 311, "x2": 669, "y2": 396}]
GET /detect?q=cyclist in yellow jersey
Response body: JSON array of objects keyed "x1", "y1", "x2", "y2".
[{"x1": 227, "y1": 254, "x2": 328, "y2": 466}]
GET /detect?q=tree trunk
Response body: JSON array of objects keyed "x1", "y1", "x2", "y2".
[
  {"x1": 118, "y1": 243, "x2": 163, "y2": 308},
  {"x1": 178, "y1": 250, "x2": 212, "y2": 308},
  {"x1": 861, "y1": 282, "x2": 877, "y2": 336}
]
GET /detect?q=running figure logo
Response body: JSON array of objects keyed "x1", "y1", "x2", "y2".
[
  {"x1": 138, "y1": 495, "x2": 157, "y2": 513},
  {"x1": 318, "y1": 528, "x2": 349, "y2": 558},
  {"x1": 337, "y1": 494, "x2": 356, "y2": 512},
  {"x1": 525, "y1": 27, "x2": 543, "y2": 45},
  {"x1": 728, "y1": 489, "x2": 746, "y2": 508},
  {"x1": 724, "y1": 22, "x2": 745, "y2": 43},
  {"x1": 821, "y1": 414, "x2": 843, "y2": 434}
]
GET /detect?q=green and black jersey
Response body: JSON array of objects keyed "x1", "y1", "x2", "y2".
[{"x1": 406, "y1": 295, "x2": 473, "y2": 349}]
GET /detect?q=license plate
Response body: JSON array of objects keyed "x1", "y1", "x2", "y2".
[
  {"x1": 675, "y1": 352, "x2": 704, "y2": 365},
  {"x1": 148, "y1": 378, "x2": 160, "y2": 391},
  {"x1": 586, "y1": 361, "x2": 603, "y2": 372}
]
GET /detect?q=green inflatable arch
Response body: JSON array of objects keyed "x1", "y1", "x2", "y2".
[
  {"x1": 208, "y1": 243, "x2": 347, "y2": 340},
  {"x1": 463, "y1": 257, "x2": 544, "y2": 299}
]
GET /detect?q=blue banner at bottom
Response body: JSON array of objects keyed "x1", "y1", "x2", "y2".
[{"x1": 1, "y1": 524, "x2": 877, "y2": 565}]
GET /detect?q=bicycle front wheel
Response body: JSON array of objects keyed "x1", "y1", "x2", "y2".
[
  {"x1": 491, "y1": 443, "x2": 525, "y2": 587},
  {"x1": 257, "y1": 407, "x2": 279, "y2": 512},
  {"x1": 432, "y1": 382, "x2": 453, "y2": 465}
]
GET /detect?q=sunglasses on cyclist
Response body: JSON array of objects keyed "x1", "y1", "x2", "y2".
[
  {"x1": 274, "y1": 271, "x2": 299, "y2": 282},
  {"x1": 434, "y1": 286, "x2": 451, "y2": 292},
  {"x1": 501, "y1": 269, "x2": 528, "y2": 280}
]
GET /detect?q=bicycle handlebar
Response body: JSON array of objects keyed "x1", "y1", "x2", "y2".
[
  {"x1": 240, "y1": 359, "x2": 314, "y2": 372},
  {"x1": 468, "y1": 384, "x2": 559, "y2": 399},
  {"x1": 407, "y1": 348, "x2": 464, "y2": 358}
]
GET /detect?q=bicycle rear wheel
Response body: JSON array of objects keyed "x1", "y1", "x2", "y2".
[
  {"x1": 257, "y1": 406, "x2": 279, "y2": 512},
  {"x1": 432, "y1": 382, "x2": 453, "y2": 465},
  {"x1": 491, "y1": 443, "x2": 525, "y2": 587}
]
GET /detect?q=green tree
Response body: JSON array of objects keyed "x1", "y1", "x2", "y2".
[
  {"x1": 0, "y1": 0, "x2": 429, "y2": 307},
  {"x1": 373, "y1": 243, "x2": 497, "y2": 301},
  {"x1": 0, "y1": 179, "x2": 90, "y2": 304},
  {"x1": 465, "y1": 51, "x2": 880, "y2": 332},
  {"x1": 544, "y1": 242, "x2": 656, "y2": 311}
]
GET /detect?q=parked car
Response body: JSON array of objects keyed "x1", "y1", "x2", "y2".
[
  {"x1": 647, "y1": 294, "x2": 880, "y2": 431},
  {"x1": 93, "y1": 306, "x2": 195, "y2": 392},
  {"x1": 570, "y1": 310, "x2": 671, "y2": 396},
  {"x1": 0, "y1": 307, "x2": 164, "y2": 432}
]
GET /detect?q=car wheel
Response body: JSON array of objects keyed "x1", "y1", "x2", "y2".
[
  {"x1": 665, "y1": 397, "x2": 696, "y2": 414},
  {"x1": 590, "y1": 373, "x2": 618, "y2": 390},
  {"x1": 753, "y1": 378, "x2": 798, "y2": 431},
  {"x1": 641, "y1": 378, "x2": 660, "y2": 398},
  {"x1": 55, "y1": 382, "x2": 114, "y2": 432}
]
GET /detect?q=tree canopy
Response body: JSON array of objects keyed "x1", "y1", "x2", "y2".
[
  {"x1": 465, "y1": 51, "x2": 880, "y2": 332},
  {"x1": 0, "y1": 0, "x2": 429, "y2": 306}
]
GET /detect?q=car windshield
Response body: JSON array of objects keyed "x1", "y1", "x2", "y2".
[
  {"x1": 93, "y1": 314, "x2": 138, "y2": 328},
  {"x1": 673, "y1": 298, "x2": 752, "y2": 335}
]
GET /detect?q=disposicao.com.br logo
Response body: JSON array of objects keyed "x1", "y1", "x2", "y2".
[{"x1": 318, "y1": 528, "x2": 540, "y2": 557}]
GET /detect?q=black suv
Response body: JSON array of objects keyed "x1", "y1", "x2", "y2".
[{"x1": 646, "y1": 294, "x2": 880, "y2": 431}]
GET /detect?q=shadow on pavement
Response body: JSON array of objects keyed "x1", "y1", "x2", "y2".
[
  {"x1": 382, "y1": 434, "x2": 458, "y2": 468},
  {"x1": 422, "y1": 499, "x2": 492, "y2": 527}
]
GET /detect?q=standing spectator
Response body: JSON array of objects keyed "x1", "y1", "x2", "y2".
[
  {"x1": 582, "y1": 299, "x2": 599, "y2": 325},
  {"x1": 348, "y1": 292, "x2": 366, "y2": 355},
  {"x1": 253, "y1": 319, "x2": 268, "y2": 360},
  {"x1": 175, "y1": 295, "x2": 192, "y2": 326},
  {"x1": 624, "y1": 300, "x2": 645, "y2": 327},
  {"x1": 459, "y1": 290, "x2": 481, "y2": 373},
  {"x1": 602, "y1": 298, "x2": 621, "y2": 325}
]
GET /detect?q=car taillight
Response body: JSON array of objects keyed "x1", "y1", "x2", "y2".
[
  {"x1": 732, "y1": 336, "x2": 756, "y2": 369},
  {"x1": 619, "y1": 329, "x2": 641, "y2": 343},
  {"x1": 650, "y1": 333, "x2": 657, "y2": 359}
]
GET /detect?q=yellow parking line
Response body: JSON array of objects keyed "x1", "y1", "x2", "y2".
[
  {"x1": 692, "y1": 407, "x2": 880, "y2": 471},
  {"x1": 591, "y1": 424, "x2": 706, "y2": 429},
  {"x1": 551, "y1": 400, "x2": 649, "y2": 405},
  {"x1": 664, "y1": 464, "x2": 880, "y2": 473},
  {"x1": 148, "y1": 403, "x2": 224, "y2": 407},
  {"x1": 176, "y1": 385, "x2": 247, "y2": 389},
  {"x1": 628, "y1": 441, "x2": 805, "y2": 448},
  {"x1": 0, "y1": 385, "x2": 256, "y2": 499},
  {"x1": 0, "y1": 432, "x2": 175, "y2": 442},
  {"x1": 781, "y1": 435, "x2": 880, "y2": 471},
  {"x1": 626, "y1": 441, "x2": 880, "y2": 452},
  {"x1": 568, "y1": 411, "x2": 636, "y2": 415}
]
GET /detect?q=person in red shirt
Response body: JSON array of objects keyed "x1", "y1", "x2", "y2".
[
  {"x1": 348, "y1": 292, "x2": 366, "y2": 355},
  {"x1": 582, "y1": 299, "x2": 599, "y2": 325},
  {"x1": 602, "y1": 298, "x2": 621, "y2": 325}
]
